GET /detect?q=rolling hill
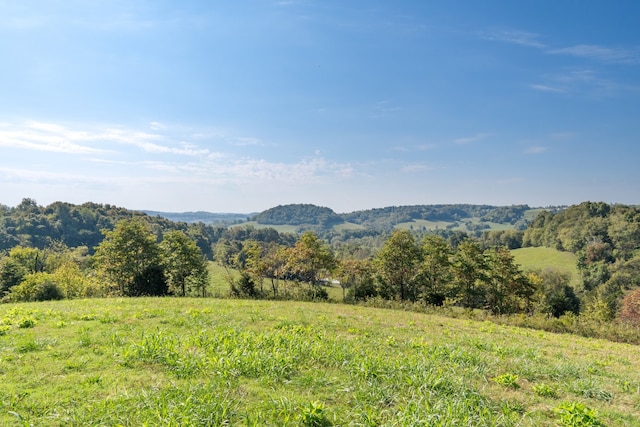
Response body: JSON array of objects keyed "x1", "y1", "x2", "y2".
[{"x1": 1, "y1": 297, "x2": 638, "y2": 426}]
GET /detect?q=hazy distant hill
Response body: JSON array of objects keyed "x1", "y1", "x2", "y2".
[
  {"x1": 142, "y1": 211, "x2": 252, "y2": 225},
  {"x1": 246, "y1": 203, "x2": 540, "y2": 232}
]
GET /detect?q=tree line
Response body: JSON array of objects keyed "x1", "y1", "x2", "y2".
[
  {"x1": 216, "y1": 229, "x2": 581, "y2": 318},
  {"x1": 1, "y1": 218, "x2": 209, "y2": 301},
  {"x1": 2, "y1": 199, "x2": 640, "y2": 328}
]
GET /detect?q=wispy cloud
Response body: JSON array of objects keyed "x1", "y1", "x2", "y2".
[
  {"x1": 548, "y1": 44, "x2": 640, "y2": 64},
  {"x1": 525, "y1": 146, "x2": 548, "y2": 154},
  {"x1": 230, "y1": 137, "x2": 264, "y2": 147},
  {"x1": 402, "y1": 163, "x2": 432, "y2": 173},
  {"x1": 549, "y1": 132, "x2": 577, "y2": 141},
  {"x1": 529, "y1": 84, "x2": 566, "y2": 93},
  {"x1": 531, "y1": 69, "x2": 640, "y2": 97},
  {"x1": 0, "y1": 121, "x2": 214, "y2": 157},
  {"x1": 0, "y1": 122, "x2": 106, "y2": 154},
  {"x1": 454, "y1": 133, "x2": 490, "y2": 145},
  {"x1": 481, "y1": 29, "x2": 546, "y2": 48},
  {"x1": 149, "y1": 121, "x2": 166, "y2": 131},
  {"x1": 0, "y1": 166, "x2": 115, "y2": 184}
]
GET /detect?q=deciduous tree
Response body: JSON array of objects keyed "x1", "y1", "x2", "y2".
[
  {"x1": 374, "y1": 230, "x2": 422, "y2": 301},
  {"x1": 93, "y1": 218, "x2": 166, "y2": 296},
  {"x1": 160, "y1": 230, "x2": 209, "y2": 297}
]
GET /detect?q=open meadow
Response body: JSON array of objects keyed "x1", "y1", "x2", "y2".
[
  {"x1": 511, "y1": 247, "x2": 581, "y2": 286},
  {"x1": 1, "y1": 298, "x2": 639, "y2": 426}
]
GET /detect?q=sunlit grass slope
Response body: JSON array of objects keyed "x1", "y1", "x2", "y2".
[
  {"x1": 1, "y1": 298, "x2": 639, "y2": 426},
  {"x1": 512, "y1": 246, "x2": 580, "y2": 286}
]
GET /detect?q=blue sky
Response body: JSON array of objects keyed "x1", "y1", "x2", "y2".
[{"x1": 1, "y1": 1, "x2": 639, "y2": 213}]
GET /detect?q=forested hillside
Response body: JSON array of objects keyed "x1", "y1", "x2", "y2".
[
  {"x1": 250, "y1": 203, "x2": 536, "y2": 231},
  {"x1": 522, "y1": 201, "x2": 640, "y2": 320},
  {"x1": 252, "y1": 204, "x2": 344, "y2": 227},
  {"x1": 0, "y1": 199, "x2": 292, "y2": 258},
  {"x1": 342, "y1": 204, "x2": 533, "y2": 230}
]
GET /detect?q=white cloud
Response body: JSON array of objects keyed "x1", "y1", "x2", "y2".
[
  {"x1": 548, "y1": 44, "x2": 640, "y2": 64},
  {"x1": 549, "y1": 132, "x2": 577, "y2": 140},
  {"x1": 453, "y1": 133, "x2": 490, "y2": 145},
  {"x1": 0, "y1": 121, "x2": 217, "y2": 157},
  {"x1": 231, "y1": 137, "x2": 263, "y2": 146},
  {"x1": 525, "y1": 146, "x2": 548, "y2": 154},
  {"x1": 402, "y1": 163, "x2": 432, "y2": 173},
  {"x1": 149, "y1": 121, "x2": 166, "y2": 131},
  {"x1": 0, "y1": 119, "x2": 374, "y2": 212},
  {"x1": 0, "y1": 166, "x2": 114, "y2": 184},
  {"x1": 0, "y1": 122, "x2": 106, "y2": 154},
  {"x1": 529, "y1": 84, "x2": 566, "y2": 93},
  {"x1": 532, "y1": 69, "x2": 640, "y2": 97},
  {"x1": 482, "y1": 29, "x2": 546, "y2": 48}
]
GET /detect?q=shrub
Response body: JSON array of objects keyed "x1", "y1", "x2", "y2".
[
  {"x1": 230, "y1": 272, "x2": 262, "y2": 298},
  {"x1": 7, "y1": 273, "x2": 63, "y2": 302},
  {"x1": 618, "y1": 287, "x2": 640, "y2": 326}
]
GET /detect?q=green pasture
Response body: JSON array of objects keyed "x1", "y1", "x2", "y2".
[
  {"x1": 394, "y1": 219, "x2": 452, "y2": 231},
  {"x1": 1, "y1": 297, "x2": 639, "y2": 426},
  {"x1": 512, "y1": 247, "x2": 580, "y2": 286},
  {"x1": 332, "y1": 222, "x2": 366, "y2": 232},
  {"x1": 395, "y1": 217, "x2": 515, "y2": 233}
]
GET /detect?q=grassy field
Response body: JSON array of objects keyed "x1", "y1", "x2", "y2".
[
  {"x1": 394, "y1": 217, "x2": 517, "y2": 233},
  {"x1": 394, "y1": 219, "x2": 452, "y2": 231},
  {"x1": 512, "y1": 247, "x2": 580, "y2": 286},
  {"x1": 1, "y1": 297, "x2": 639, "y2": 426}
]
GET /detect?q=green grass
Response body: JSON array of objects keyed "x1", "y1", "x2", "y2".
[
  {"x1": 396, "y1": 217, "x2": 517, "y2": 233},
  {"x1": 207, "y1": 261, "x2": 236, "y2": 297},
  {"x1": 512, "y1": 247, "x2": 580, "y2": 285},
  {"x1": 1, "y1": 298, "x2": 639, "y2": 426},
  {"x1": 524, "y1": 208, "x2": 546, "y2": 221},
  {"x1": 332, "y1": 222, "x2": 366, "y2": 232}
]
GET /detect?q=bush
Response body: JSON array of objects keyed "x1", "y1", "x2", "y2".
[
  {"x1": 230, "y1": 272, "x2": 262, "y2": 298},
  {"x1": 7, "y1": 273, "x2": 64, "y2": 302},
  {"x1": 618, "y1": 287, "x2": 640, "y2": 326}
]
